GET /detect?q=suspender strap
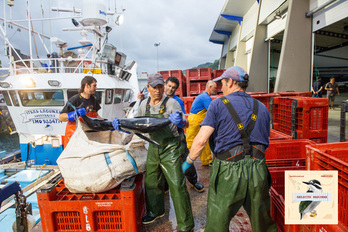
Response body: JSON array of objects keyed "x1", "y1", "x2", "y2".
[
  {"x1": 221, "y1": 97, "x2": 250, "y2": 152},
  {"x1": 146, "y1": 97, "x2": 151, "y2": 114},
  {"x1": 146, "y1": 96, "x2": 170, "y2": 115},
  {"x1": 160, "y1": 96, "x2": 169, "y2": 114},
  {"x1": 220, "y1": 97, "x2": 259, "y2": 153},
  {"x1": 246, "y1": 98, "x2": 259, "y2": 135}
]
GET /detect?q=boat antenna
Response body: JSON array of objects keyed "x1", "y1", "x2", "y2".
[{"x1": 30, "y1": 14, "x2": 40, "y2": 58}]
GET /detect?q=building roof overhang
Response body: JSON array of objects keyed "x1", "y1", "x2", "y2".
[{"x1": 209, "y1": 0, "x2": 258, "y2": 45}]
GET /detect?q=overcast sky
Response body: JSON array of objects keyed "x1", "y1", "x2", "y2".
[{"x1": 0, "y1": 0, "x2": 225, "y2": 75}]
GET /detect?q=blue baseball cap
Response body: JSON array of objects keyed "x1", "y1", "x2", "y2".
[{"x1": 213, "y1": 66, "x2": 248, "y2": 82}]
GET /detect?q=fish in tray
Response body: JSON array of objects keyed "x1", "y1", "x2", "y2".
[{"x1": 81, "y1": 116, "x2": 171, "y2": 145}]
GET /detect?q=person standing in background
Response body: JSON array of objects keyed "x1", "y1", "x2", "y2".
[
  {"x1": 325, "y1": 77, "x2": 339, "y2": 109},
  {"x1": 186, "y1": 81, "x2": 217, "y2": 166},
  {"x1": 311, "y1": 76, "x2": 323, "y2": 98}
]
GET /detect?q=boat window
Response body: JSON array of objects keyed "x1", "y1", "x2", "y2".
[
  {"x1": 67, "y1": 89, "x2": 102, "y2": 105},
  {"x1": 9, "y1": 91, "x2": 19, "y2": 106},
  {"x1": 123, "y1": 89, "x2": 133, "y2": 102},
  {"x1": 105, "y1": 89, "x2": 113, "y2": 104},
  {"x1": 114, "y1": 89, "x2": 124, "y2": 104},
  {"x1": 1, "y1": 91, "x2": 12, "y2": 106},
  {"x1": 19, "y1": 90, "x2": 64, "y2": 106}
]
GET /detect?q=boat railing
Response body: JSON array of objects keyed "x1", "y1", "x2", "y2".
[{"x1": 10, "y1": 58, "x2": 108, "y2": 75}]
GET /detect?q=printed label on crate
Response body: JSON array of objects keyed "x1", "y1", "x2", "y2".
[{"x1": 284, "y1": 170, "x2": 338, "y2": 225}]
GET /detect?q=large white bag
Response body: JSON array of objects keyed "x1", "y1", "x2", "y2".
[{"x1": 57, "y1": 122, "x2": 147, "y2": 193}]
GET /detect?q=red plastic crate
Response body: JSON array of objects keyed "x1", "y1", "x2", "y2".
[
  {"x1": 269, "y1": 167, "x2": 305, "y2": 232},
  {"x1": 306, "y1": 142, "x2": 348, "y2": 228},
  {"x1": 315, "y1": 223, "x2": 348, "y2": 231},
  {"x1": 37, "y1": 174, "x2": 145, "y2": 232},
  {"x1": 182, "y1": 96, "x2": 195, "y2": 114},
  {"x1": 275, "y1": 91, "x2": 312, "y2": 97},
  {"x1": 269, "y1": 166, "x2": 348, "y2": 232},
  {"x1": 271, "y1": 97, "x2": 328, "y2": 143},
  {"x1": 186, "y1": 81, "x2": 207, "y2": 96},
  {"x1": 246, "y1": 92, "x2": 267, "y2": 95},
  {"x1": 212, "y1": 69, "x2": 225, "y2": 93},
  {"x1": 265, "y1": 139, "x2": 315, "y2": 168},
  {"x1": 210, "y1": 95, "x2": 223, "y2": 101},
  {"x1": 158, "y1": 71, "x2": 170, "y2": 80},
  {"x1": 186, "y1": 68, "x2": 212, "y2": 81},
  {"x1": 270, "y1": 129, "x2": 293, "y2": 141},
  {"x1": 251, "y1": 93, "x2": 280, "y2": 112}
]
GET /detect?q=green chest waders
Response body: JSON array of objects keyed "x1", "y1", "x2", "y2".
[
  {"x1": 205, "y1": 97, "x2": 277, "y2": 232},
  {"x1": 144, "y1": 97, "x2": 194, "y2": 231}
]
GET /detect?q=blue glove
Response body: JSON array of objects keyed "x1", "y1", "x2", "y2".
[
  {"x1": 112, "y1": 117, "x2": 130, "y2": 134},
  {"x1": 169, "y1": 111, "x2": 186, "y2": 128},
  {"x1": 68, "y1": 108, "x2": 87, "y2": 122},
  {"x1": 182, "y1": 161, "x2": 192, "y2": 174}
]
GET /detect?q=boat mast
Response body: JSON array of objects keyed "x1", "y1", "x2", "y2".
[{"x1": 27, "y1": 0, "x2": 33, "y2": 71}]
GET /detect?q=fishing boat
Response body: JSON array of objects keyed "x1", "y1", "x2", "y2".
[
  {"x1": 0, "y1": 1, "x2": 142, "y2": 231},
  {"x1": 0, "y1": 0, "x2": 140, "y2": 165}
]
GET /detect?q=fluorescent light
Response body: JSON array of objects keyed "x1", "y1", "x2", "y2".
[
  {"x1": 48, "y1": 80, "x2": 61, "y2": 87},
  {"x1": 0, "y1": 82, "x2": 11, "y2": 88}
]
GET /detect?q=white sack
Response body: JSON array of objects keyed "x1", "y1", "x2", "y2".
[{"x1": 57, "y1": 122, "x2": 147, "y2": 193}]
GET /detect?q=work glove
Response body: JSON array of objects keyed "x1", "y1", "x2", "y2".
[
  {"x1": 112, "y1": 117, "x2": 130, "y2": 134},
  {"x1": 169, "y1": 111, "x2": 186, "y2": 128},
  {"x1": 68, "y1": 108, "x2": 87, "y2": 122},
  {"x1": 182, "y1": 156, "x2": 194, "y2": 174}
]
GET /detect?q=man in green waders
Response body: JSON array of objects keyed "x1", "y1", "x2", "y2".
[
  {"x1": 113, "y1": 73, "x2": 194, "y2": 232},
  {"x1": 182, "y1": 66, "x2": 277, "y2": 232}
]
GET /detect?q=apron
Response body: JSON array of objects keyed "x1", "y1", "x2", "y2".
[
  {"x1": 62, "y1": 111, "x2": 98, "y2": 147},
  {"x1": 186, "y1": 110, "x2": 213, "y2": 165}
]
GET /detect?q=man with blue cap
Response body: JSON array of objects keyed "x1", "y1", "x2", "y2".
[{"x1": 182, "y1": 66, "x2": 277, "y2": 232}]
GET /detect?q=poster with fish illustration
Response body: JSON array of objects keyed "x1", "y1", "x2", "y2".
[{"x1": 284, "y1": 171, "x2": 338, "y2": 224}]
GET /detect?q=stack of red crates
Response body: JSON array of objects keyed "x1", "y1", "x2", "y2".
[
  {"x1": 266, "y1": 139, "x2": 311, "y2": 231},
  {"x1": 158, "y1": 70, "x2": 187, "y2": 98},
  {"x1": 269, "y1": 165, "x2": 348, "y2": 232},
  {"x1": 250, "y1": 93, "x2": 280, "y2": 113},
  {"x1": 269, "y1": 166, "x2": 305, "y2": 232},
  {"x1": 182, "y1": 96, "x2": 195, "y2": 114},
  {"x1": 306, "y1": 142, "x2": 348, "y2": 230},
  {"x1": 266, "y1": 139, "x2": 348, "y2": 231},
  {"x1": 37, "y1": 174, "x2": 145, "y2": 232},
  {"x1": 211, "y1": 69, "x2": 225, "y2": 94},
  {"x1": 186, "y1": 68, "x2": 212, "y2": 96},
  {"x1": 271, "y1": 96, "x2": 329, "y2": 143}
]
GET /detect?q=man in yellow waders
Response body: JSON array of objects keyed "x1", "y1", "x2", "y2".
[
  {"x1": 186, "y1": 81, "x2": 216, "y2": 166},
  {"x1": 182, "y1": 66, "x2": 277, "y2": 232},
  {"x1": 113, "y1": 73, "x2": 194, "y2": 232}
]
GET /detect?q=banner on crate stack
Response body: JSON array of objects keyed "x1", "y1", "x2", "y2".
[
  {"x1": 284, "y1": 170, "x2": 338, "y2": 225},
  {"x1": 57, "y1": 122, "x2": 147, "y2": 193}
]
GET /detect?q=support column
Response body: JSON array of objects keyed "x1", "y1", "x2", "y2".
[
  {"x1": 225, "y1": 37, "x2": 235, "y2": 68},
  {"x1": 234, "y1": 22, "x2": 247, "y2": 69},
  {"x1": 274, "y1": 0, "x2": 311, "y2": 92},
  {"x1": 248, "y1": 23, "x2": 268, "y2": 91}
]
